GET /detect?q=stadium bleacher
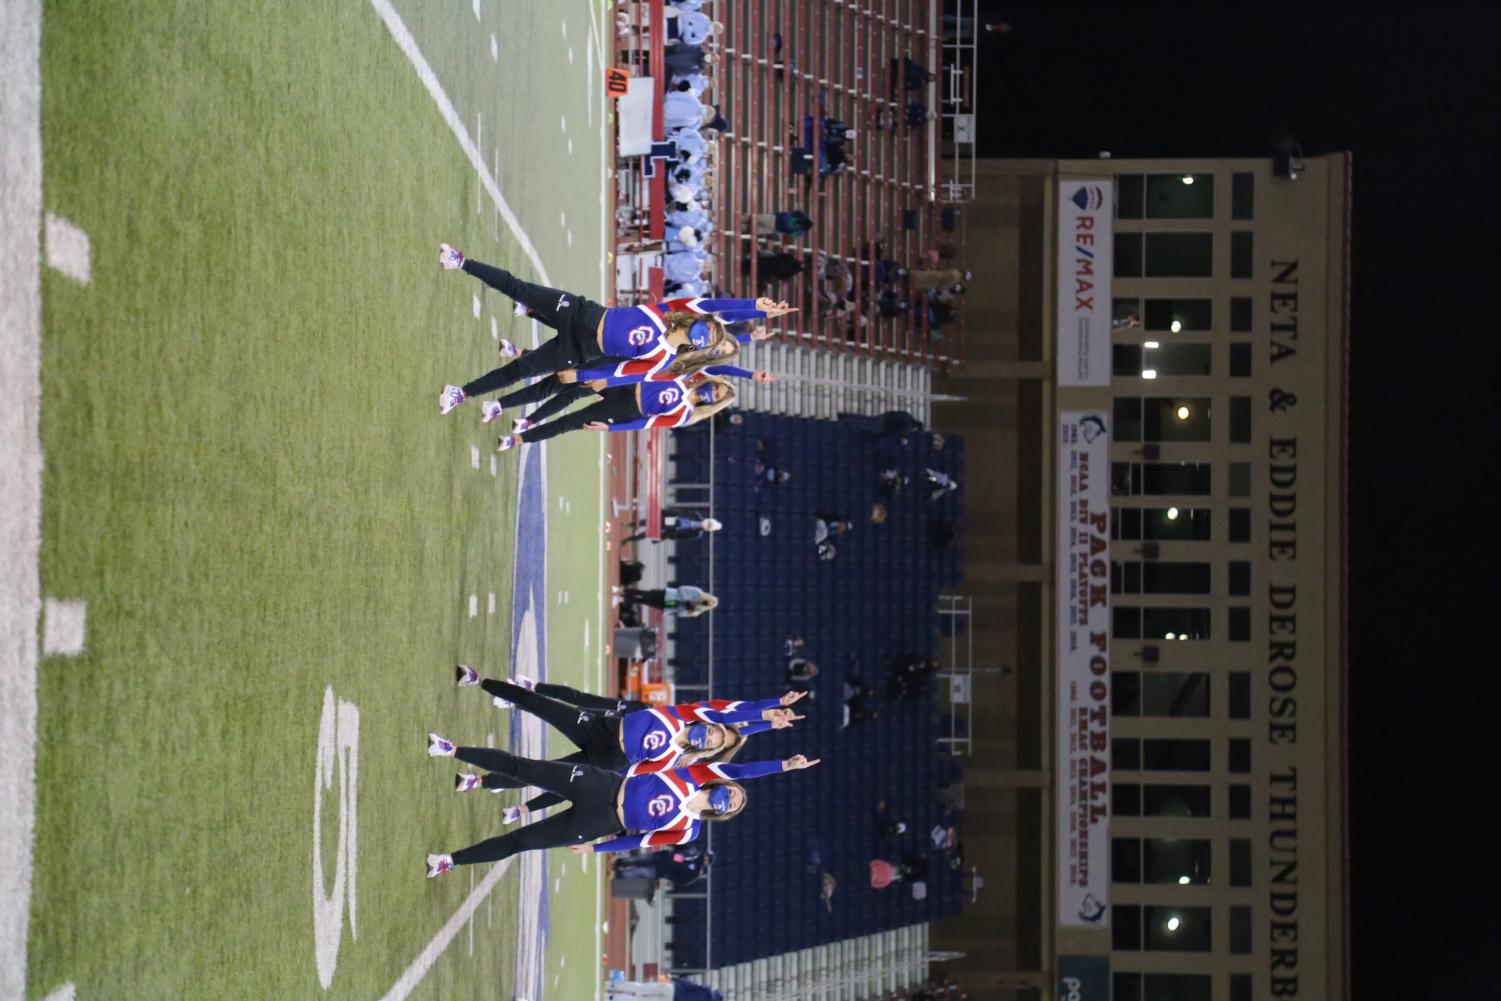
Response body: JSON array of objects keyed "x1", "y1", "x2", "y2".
[{"x1": 663, "y1": 412, "x2": 965, "y2": 969}]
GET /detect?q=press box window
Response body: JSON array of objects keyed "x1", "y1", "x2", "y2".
[
  {"x1": 1230, "y1": 396, "x2": 1252, "y2": 443},
  {"x1": 1143, "y1": 606, "x2": 1211, "y2": 640},
  {"x1": 1229, "y1": 561, "x2": 1252, "y2": 595},
  {"x1": 1113, "y1": 974, "x2": 1213, "y2": 1001},
  {"x1": 1144, "y1": 298, "x2": 1212, "y2": 332},
  {"x1": 1230, "y1": 905, "x2": 1253, "y2": 954},
  {"x1": 1232, "y1": 172, "x2": 1255, "y2": 219},
  {"x1": 1230, "y1": 838, "x2": 1253, "y2": 886},
  {"x1": 1228, "y1": 462, "x2": 1252, "y2": 497},
  {"x1": 1114, "y1": 343, "x2": 1212, "y2": 378},
  {"x1": 1110, "y1": 507, "x2": 1211, "y2": 541},
  {"x1": 1113, "y1": 837, "x2": 1212, "y2": 884},
  {"x1": 1112, "y1": 561, "x2": 1211, "y2": 595},
  {"x1": 1228, "y1": 672, "x2": 1252, "y2": 719},
  {"x1": 1229, "y1": 606, "x2": 1252, "y2": 641},
  {"x1": 1230, "y1": 342, "x2": 1252, "y2": 377},
  {"x1": 1230, "y1": 672, "x2": 1254, "y2": 720},
  {"x1": 1231, "y1": 975, "x2": 1253, "y2": 1001},
  {"x1": 1229, "y1": 784, "x2": 1252, "y2": 819},
  {"x1": 1118, "y1": 174, "x2": 1146, "y2": 219},
  {"x1": 1111, "y1": 462, "x2": 1212, "y2": 497},
  {"x1": 1147, "y1": 173, "x2": 1215, "y2": 218},
  {"x1": 1231, "y1": 231, "x2": 1254, "y2": 279},
  {"x1": 1147, "y1": 233, "x2": 1214, "y2": 278},
  {"x1": 1229, "y1": 507, "x2": 1252, "y2": 543},
  {"x1": 1230, "y1": 296, "x2": 1253, "y2": 332},
  {"x1": 1113, "y1": 783, "x2": 1213, "y2": 818},
  {"x1": 1144, "y1": 738, "x2": 1211, "y2": 771},
  {"x1": 1229, "y1": 738, "x2": 1252, "y2": 773},
  {"x1": 1113, "y1": 671, "x2": 1210, "y2": 717},
  {"x1": 1116, "y1": 232, "x2": 1144, "y2": 277},
  {"x1": 1148, "y1": 397, "x2": 1212, "y2": 442}
]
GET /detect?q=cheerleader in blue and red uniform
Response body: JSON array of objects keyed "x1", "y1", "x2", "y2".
[
  {"x1": 493, "y1": 371, "x2": 735, "y2": 450},
  {"x1": 450, "y1": 667, "x2": 807, "y2": 821},
  {"x1": 435, "y1": 242, "x2": 791, "y2": 417},
  {"x1": 423, "y1": 749, "x2": 820, "y2": 875}
]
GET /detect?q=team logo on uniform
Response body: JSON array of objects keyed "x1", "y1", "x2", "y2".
[
  {"x1": 647, "y1": 793, "x2": 676, "y2": 817},
  {"x1": 642, "y1": 731, "x2": 668, "y2": 751},
  {"x1": 568, "y1": 766, "x2": 585, "y2": 782},
  {"x1": 656, "y1": 387, "x2": 681, "y2": 407},
  {"x1": 557, "y1": 295, "x2": 571, "y2": 310},
  {"x1": 627, "y1": 324, "x2": 655, "y2": 346}
]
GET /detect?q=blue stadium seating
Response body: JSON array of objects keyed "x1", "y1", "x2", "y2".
[{"x1": 663, "y1": 413, "x2": 966, "y2": 969}]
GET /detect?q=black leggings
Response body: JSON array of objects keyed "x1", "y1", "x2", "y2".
[
  {"x1": 534, "y1": 681, "x2": 649, "y2": 717},
  {"x1": 450, "y1": 750, "x2": 625, "y2": 866},
  {"x1": 624, "y1": 588, "x2": 668, "y2": 609},
  {"x1": 499, "y1": 376, "x2": 600, "y2": 425},
  {"x1": 481, "y1": 679, "x2": 629, "y2": 811},
  {"x1": 519, "y1": 386, "x2": 644, "y2": 444},
  {"x1": 481, "y1": 680, "x2": 627, "y2": 772},
  {"x1": 460, "y1": 260, "x2": 610, "y2": 396}
]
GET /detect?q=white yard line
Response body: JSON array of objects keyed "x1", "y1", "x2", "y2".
[
  {"x1": 368, "y1": 0, "x2": 551, "y2": 284},
  {"x1": 43, "y1": 214, "x2": 90, "y2": 285},
  {"x1": 40, "y1": 985, "x2": 74, "y2": 1001},
  {"x1": 1, "y1": 2, "x2": 44, "y2": 997},
  {"x1": 376, "y1": 858, "x2": 514, "y2": 1001},
  {"x1": 40, "y1": 600, "x2": 86, "y2": 657}
]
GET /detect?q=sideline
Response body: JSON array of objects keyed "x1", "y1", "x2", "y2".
[
  {"x1": 376, "y1": 858, "x2": 515, "y2": 1001},
  {"x1": 368, "y1": 0, "x2": 551, "y2": 285},
  {"x1": 0, "y1": 2, "x2": 44, "y2": 998}
]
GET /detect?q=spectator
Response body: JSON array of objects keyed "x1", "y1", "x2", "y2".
[
  {"x1": 753, "y1": 209, "x2": 814, "y2": 239},
  {"x1": 623, "y1": 508, "x2": 724, "y2": 543},
  {"x1": 744, "y1": 247, "x2": 805, "y2": 285},
  {"x1": 870, "y1": 501, "x2": 888, "y2": 524},
  {"x1": 612, "y1": 844, "x2": 713, "y2": 888},
  {"x1": 903, "y1": 57, "x2": 935, "y2": 89},
  {"x1": 909, "y1": 267, "x2": 973, "y2": 292},
  {"x1": 839, "y1": 409, "x2": 925, "y2": 440},
  {"x1": 877, "y1": 467, "x2": 910, "y2": 495},
  {"x1": 888, "y1": 652, "x2": 940, "y2": 701},
  {"x1": 943, "y1": 16, "x2": 1013, "y2": 43},
  {"x1": 662, "y1": 43, "x2": 710, "y2": 78},
  {"x1": 873, "y1": 800, "x2": 908, "y2": 839},
  {"x1": 620, "y1": 585, "x2": 719, "y2": 617},
  {"x1": 842, "y1": 678, "x2": 879, "y2": 728},
  {"x1": 925, "y1": 467, "x2": 960, "y2": 500},
  {"x1": 664, "y1": 8, "x2": 715, "y2": 47}
]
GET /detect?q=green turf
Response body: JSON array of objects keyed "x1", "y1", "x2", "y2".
[{"x1": 30, "y1": 1, "x2": 611, "y2": 998}]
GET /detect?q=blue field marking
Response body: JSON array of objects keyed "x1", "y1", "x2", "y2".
[{"x1": 509, "y1": 436, "x2": 551, "y2": 997}]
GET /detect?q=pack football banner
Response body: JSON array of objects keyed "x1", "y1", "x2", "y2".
[
  {"x1": 1057, "y1": 180, "x2": 1114, "y2": 386},
  {"x1": 1057, "y1": 411, "x2": 1111, "y2": 927}
]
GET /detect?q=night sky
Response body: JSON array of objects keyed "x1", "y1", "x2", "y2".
[{"x1": 971, "y1": 3, "x2": 1498, "y2": 995}]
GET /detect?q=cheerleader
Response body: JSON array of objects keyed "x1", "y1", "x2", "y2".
[
  {"x1": 423, "y1": 748, "x2": 820, "y2": 875},
  {"x1": 436, "y1": 243, "x2": 790, "y2": 414},
  {"x1": 494, "y1": 373, "x2": 734, "y2": 450},
  {"x1": 486, "y1": 359, "x2": 775, "y2": 435},
  {"x1": 452, "y1": 668, "x2": 805, "y2": 821}
]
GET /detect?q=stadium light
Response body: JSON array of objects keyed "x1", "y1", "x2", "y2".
[
  {"x1": 1167, "y1": 916, "x2": 1182, "y2": 931},
  {"x1": 1142, "y1": 369, "x2": 1158, "y2": 380},
  {"x1": 1166, "y1": 507, "x2": 1180, "y2": 519},
  {"x1": 1179, "y1": 634, "x2": 1188, "y2": 641},
  {"x1": 1170, "y1": 320, "x2": 1183, "y2": 333},
  {"x1": 1181, "y1": 176, "x2": 1194, "y2": 185},
  {"x1": 1165, "y1": 632, "x2": 1177, "y2": 640},
  {"x1": 1179, "y1": 875, "x2": 1191, "y2": 885},
  {"x1": 1145, "y1": 340, "x2": 1160, "y2": 349},
  {"x1": 1175, "y1": 405, "x2": 1191, "y2": 420}
]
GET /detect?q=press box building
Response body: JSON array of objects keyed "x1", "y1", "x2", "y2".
[{"x1": 929, "y1": 153, "x2": 1350, "y2": 1001}]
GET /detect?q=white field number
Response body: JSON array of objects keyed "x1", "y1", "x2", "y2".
[{"x1": 313, "y1": 687, "x2": 360, "y2": 988}]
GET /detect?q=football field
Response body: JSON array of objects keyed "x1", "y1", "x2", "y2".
[{"x1": 6, "y1": 2, "x2": 614, "y2": 998}]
